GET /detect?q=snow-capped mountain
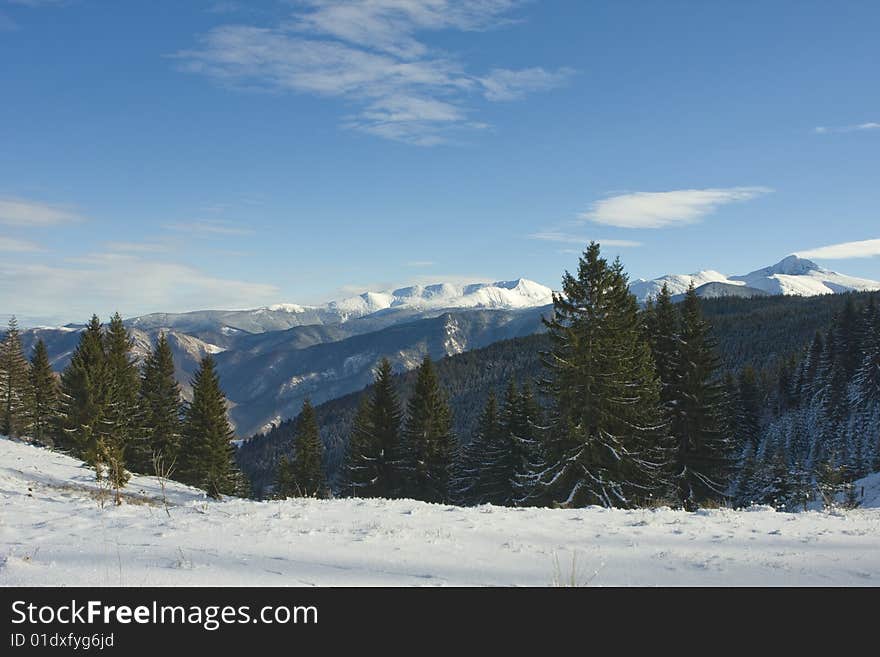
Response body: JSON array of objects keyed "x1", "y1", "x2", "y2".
[
  {"x1": 126, "y1": 278, "x2": 553, "y2": 335},
  {"x1": 630, "y1": 256, "x2": 880, "y2": 304}
]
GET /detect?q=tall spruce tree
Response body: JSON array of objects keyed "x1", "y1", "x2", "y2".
[
  {"x1": 735, "y1": 366, "x2": 762, "y2": 451},
  {"x1": 180, "y1": 355, "x2": 242, "y2": 498},
  {"x1": 666, "y1": 284, "x2": 731, "y2": 509},
  {"x1": 135, "y1": 333, "x2": 182, "y2": 473},
  {"x1": 286, "y1": 399, "x2": 326, "y2": 497},
  {"x1": 530, "y1": 242, "x2": 668, "y2": 508},
  {"x1": 28, "y1": 339, "x2": 59, "y2": 445},
  {"x1": 452, "y1": 390, "x2": 503, "y2": 505},
  {"x1": 58, "y1": 315, "x2": 107, "y2": 459},
  {"x1": 647, "y1": 284, "x2": 679, "y2": 405},
  {"x1": 401, "y1": 356, "x2": 456, "y2": 503},
  {"x1": 0, "y1": 316, "x2": 32, "y2": 438},
  {"x1": 343, "y1": 359, "x2": 404, "y2": 498},
  {"x1": 100, "y1": 313, "x2": 140, "y2": 475}
]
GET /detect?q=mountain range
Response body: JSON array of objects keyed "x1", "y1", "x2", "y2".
[
  {"x1": 17, "y1": 256, "x2": 880, "y2": 438},
  {"x1": 630, "y1": 255, "x2": 880, "y2": 303}
]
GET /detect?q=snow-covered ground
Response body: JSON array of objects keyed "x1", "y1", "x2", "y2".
[{"x1": 2, "y1": 437, "x2": 879, "y2": 586}]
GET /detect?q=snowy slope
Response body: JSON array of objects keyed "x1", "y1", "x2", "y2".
[
  {"x1": 124, "y1": 279, "x2": 554, "y2": 335},
  {"x1": 2, "y1": 438, "x2": 879, "y2": 587},
  {"x1": 631, "y1": 255, "x2": 880, "y2": 304},
  {"x1": 630, "y1": 270, "x2": 737, "y2": 303}
]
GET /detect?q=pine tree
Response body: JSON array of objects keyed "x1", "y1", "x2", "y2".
[
  {"x1": 343, "y1": 359, "x2": 404, "y2": 498},
  {"x1": 735, "y1": 366, "x2": 762, "y2": 451},
  {"x1": 0, "y1": 316, "x2": 33, "y2": 438},
  {"x1": 135, "y1": 333, "x2": 182, "y2": 473},
  {"x1": 453, "y1": 390, "x2": 503, "y2": 505},
  {"x1": 58, "y1": 315, "x2": 107, "y2": 459},
  {"x1": 180, "y1": 355, "x2": 242, "y2": 498},
  {"x1": 28, "y1": 339, "x2": 59, "y2": 445},
  {"x1": 668, "y1": 284, "x2": 731, "y2": 509},
  {"x1": 100, "y1": 313, "x2": 140, "y2": 477},
  {"x1": 401, "y1": 356, "x2": 457, "y2": 503},
  {"x1": 509, "y1": 382, "x2": 543, "y2": 504},
  {"x1": 647, "y1": 283, "x2": 679, "y2": 406},
  {"x1": 285, "y1": 399, "x2": 326, "y2": 497},
  {"x1": 530, "y1": 242, "x2": 668, "y2": 508},
  {"x1": 344, "y1": 396, "x2": 373, "y2": 496},
  {"x1": 274, "y1": 455, "x2": 295, "y2": 499}
]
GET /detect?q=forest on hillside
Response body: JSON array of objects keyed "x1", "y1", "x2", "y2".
[{"x1": 238, "y1": 286, "x2": 876, "y2": 500}]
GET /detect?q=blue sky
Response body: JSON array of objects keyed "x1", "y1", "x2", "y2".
[{"x1": 1, "y1": 0, "x2": 878, "y2": 325}]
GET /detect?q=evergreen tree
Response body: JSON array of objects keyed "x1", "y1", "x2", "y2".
[
  {"x1": 343, "y1": 359, "x2": 403, "y2": 498},
  {"x1": 288, "y1": 399, "x2": 326, "y2": 497},
  {"x1": 509, "y1": 382, "x2": 543, "y2": 504},
  {"x1": 136, "y1": 333, "x2": 182, "y2": 473},
  {"x1": 735, "y1": 366, "x2": 762, "y2": 450},
  {"x1": 344, "y1": 396, "x2": 374, "y2": 496},
  {"x1": 647, "y1": 283, "x2": 679, "y2": 407},
  {"x1": 668, "y1": 284, "x2": 731, "y2": 509},
  {"x1": 180, "y1": 355, "x2": 242, "y2": 498},
  {"x1": 28, "y1": 339, "x2": 59, "y2": 445},
  {"x1": 530, "y1": 242, "x2": 668, "y2": 508},
  {"x1": 453, "y1": 390, "x2": 502, "y2": 505},
  {"x1": 100, "y1": 313, "x2": 140, "y2": 475},
  {"x1": 0, "y1": 316, "x2": 32, "y2": 437},
  {"x1": 401, "y1": 356, "x2": 457, "y2": 503},
  {"x1": 58, "y1": 315, "x2": 107, "y2": 459},
  {"x1": 274, "y1": 455, "x2": 295, "y2": 499}
]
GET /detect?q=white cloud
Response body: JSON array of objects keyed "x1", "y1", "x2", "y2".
[
  {"x1": 102, "y1": 240, "x2": 175, "y2": 254},
  {"x1": 581, "y1": 187, "x2": 773, "y2": 229},
  {"x1": 796, "y1": 238, "x2": 880, "y2": 260},
  {"x1": 288, "y1": 0, "x2": 523, "y2": 59},
  {"x1": 405, "y1": 260, "x2": 436, "y2": 267},
  {"x1": 814, "y1": 122, "x2": 880, "y2": 134},
  {"x1": 0, "y1": 197, "x2": 83, "y2": 227},
  {"x1": 0, "y1": 255, "x2": 280, "y2": 323},
  {"x1": 173, "y1": 1, "x2": 571, "y2": 145},
  {"x1": 479, "y1": 67, "x2": 574, "y2": 101},
  {"x1": 529, "y1": 231, "x2": 642, "y2": 247},
  {"x1": 164, "y1": 219, "x2": 254, "y2": 236},
  {"x1": 0, "y1": 236, "x2": 43, "y2": 252}
]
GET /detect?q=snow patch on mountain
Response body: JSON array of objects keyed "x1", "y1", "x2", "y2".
[{"x1": 631, "y1": 256, "x2": 880, "y2": 304}]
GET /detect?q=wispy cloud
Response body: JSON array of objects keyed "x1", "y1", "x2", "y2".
[
  {"x1": 173, "y1": 1, "x2": 572, "y2": 145},
  {"x1": 580, "y1": 187, "x2": 773, "y2": 229},
  {"x1": 814, "y1": 122, "x2": 880, "y2": 135},
  {"x1": 479, "y1": 67, "x2": 574, "y2": 101},
  {"x1": 0, "y1": 236, "x2": 43, "y2": 252},
  {"x1": 0, "y1": 197, "x2": 83, "y2": 227},
  {"x1": 405, "y1": 260, "x2": 436, "y2": 267},
  {"x1": 0, "y1": 255, "x2": 280, "y2": 322},
  {"x1": 164, "y1": 219, "x2": 254, "y2": 236},
  {"x1": 796, "y1": 238, "x2": 880, "y2": 260},
  {"x1": 102, "y1": 240, "x2": 176, "y2": 254},
  {"x1": 528, "y1": 231, "x2": 642, "y2": 247}
]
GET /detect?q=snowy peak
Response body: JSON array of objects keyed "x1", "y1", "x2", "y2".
[
  {"x1": 630, "y1": 269, "x2": 738, "y2": 303},
  {"x1": 323, "y1": 278, "x2": 554, "y2": 318},
  {"x1": 739, "y1": 255, "x2": 823, "y2": 278},
  {"x1": 632, "y1": 256, "x2": 880, "y2": 303}
]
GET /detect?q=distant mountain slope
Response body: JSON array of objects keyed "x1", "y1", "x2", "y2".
[
  {"x1": 216, "y1": 306, "x2": 548, "y2": 435},
  {"x1": 631, "y1": 256, "x2": 880, "y2": 303},
  {"x1": 126, "y1": 278, "x2": 553, "y2": 337}
]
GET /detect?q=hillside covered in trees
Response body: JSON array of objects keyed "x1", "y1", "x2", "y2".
[{"x1": 238, "y1": 248, "x2": 879, "y2": 506}]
